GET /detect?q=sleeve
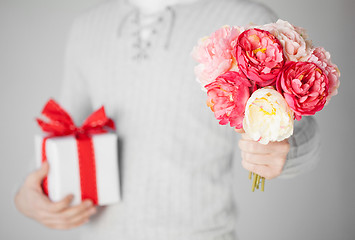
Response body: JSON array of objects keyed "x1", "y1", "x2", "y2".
[
  {"x1": 59, "y1": 18, "x2": 93, "y2": 124},
  {"x1": 279, "y1": 116, "x2": 321, "y2": 178},
  {"x1": 249, "y1": 2, "x2": 279, "y2": 25}
]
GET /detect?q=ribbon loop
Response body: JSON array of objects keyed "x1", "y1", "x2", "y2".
[{"x1": 37, "y1": 99, "x2": 115, "y2": 137}]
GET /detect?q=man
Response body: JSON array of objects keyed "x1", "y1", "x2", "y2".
[{"x1": 15, "y1": 0, "x2": 320, "y2": 239}]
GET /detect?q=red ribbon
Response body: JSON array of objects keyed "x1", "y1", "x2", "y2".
[{"x1": 37, "y1": 99, "x2": 115, "y2": 204}]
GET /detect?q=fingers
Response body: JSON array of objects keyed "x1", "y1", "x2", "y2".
[
  {"x1": 43, "y1": 219, "x2": 87, "y2": 230},
  {"x1": 59, "y1": 200, "x2": 95, "y2": 220},
  {"x1": 241, "y1": 160, "x2": 283, "y2": 180},
  {"x1": 43, "y1": 209, "x2": 94, "y2": 230},
  {"x1": 65, "y1": 203, "x2": 96, "y2": 228},
  {"x1": 238, "y1": 139, "x2": 290, "y2": 155},
  {"x1": 40, "y1": 200, "x2": 96, "y2": 230},
  {"x1": 46, "y1": 194, "x2": 74, "y2": 213},
  {"x1": 239, "y1": 138, "x2": 289, "y2": 179},
  {"x1": 234, "y1": 128, "x2": 245, "y2": 134},
  {"x1": 57, "y1": 200, "x2": 96, "y2": 229},
  {"x1": 242, "y1": 151, "x2": 270, "y2": 165}
]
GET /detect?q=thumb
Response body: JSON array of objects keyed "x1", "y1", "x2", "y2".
[
  {"x1": 234, "y1": 127, "x2": 245, "y2": 134},
  {"x1": 28, "y1": 162, "x2": 49, "y2": 185}
]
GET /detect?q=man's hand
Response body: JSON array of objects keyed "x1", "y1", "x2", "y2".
[
  {"x1": 236, "y1": 129, "x2": 290, "y2": 179},
  {"x1": 14, "y1": 162, "x2": 97, "y2": 229}
]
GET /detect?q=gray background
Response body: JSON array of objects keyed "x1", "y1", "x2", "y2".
[{"x1": 1, "y1": 0, "x2": 354, "y2": 239}]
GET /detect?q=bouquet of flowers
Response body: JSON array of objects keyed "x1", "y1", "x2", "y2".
[{"x1": 192, "y1": 19, "x2": 340, "y2": 191}]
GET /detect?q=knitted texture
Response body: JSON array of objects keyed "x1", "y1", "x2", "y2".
[{"x1": 59, "y1": 0, "x2": 319, "y2": 239}]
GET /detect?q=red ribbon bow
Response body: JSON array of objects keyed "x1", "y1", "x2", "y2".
[
  {"x1": 37, "y1": 99, "x2": 115, "y2": 137},
  {"x1": 37, "y1": 99, "x2": 116, "y2": 204}
]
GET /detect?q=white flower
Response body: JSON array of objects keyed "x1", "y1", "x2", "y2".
[{"x1": 243, "y1": 87, "x2": 294, "y2": 144}]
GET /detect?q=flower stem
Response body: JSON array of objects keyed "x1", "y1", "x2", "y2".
[
  {"x1": 261, "y1": 177, "x2": 265, "y2": 192},
  {"x1": 252, "y1": 173, "x2": 257, "y2": 192}
]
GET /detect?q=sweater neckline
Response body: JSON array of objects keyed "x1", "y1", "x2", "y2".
[
  {"x1": 123, "y1": 0, "x2": 202, "y2": 15},
  {"x1": 118, "y1": 2, "x2": 177, "y2": 61}
]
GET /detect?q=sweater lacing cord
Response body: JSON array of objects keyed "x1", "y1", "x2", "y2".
[{"x1": 117, "y1": 6, "x2": 176, "y2": 61}]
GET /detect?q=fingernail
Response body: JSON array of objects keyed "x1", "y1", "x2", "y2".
[
  {"x1": 85, "y1": 200, "x2": 93, "y2": 207},
  {"x1": 89, "y1": 207, "x2": 97, "y2": 215}
]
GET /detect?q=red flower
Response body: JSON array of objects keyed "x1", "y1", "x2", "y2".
[
  {"x1": 205, "y1": 71, "x2": 251, "y2": 129},
  {"x1": 236, "y1": 28, "x2": 285, "y2": 87},
  {"x1": 276, "y1": 61, "x2": 329, "y2": 120}
]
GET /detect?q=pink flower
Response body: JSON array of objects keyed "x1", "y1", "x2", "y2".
[
  {"x1": 294, "y1": 25, "x2": 313, "y2": 51},
  {"x1": 276, "y1": 61, "x2": 329, "y2": 120},
  {"x1": 191, "y1": 26, "x2": 244, "y2": 87},
  {"x1": 308, "y1": 47, "x2": 340, "y2": 103},
  {"x1": 260, "y1": 19, "x2": 312, "y2": 61},
  {"x1": 205, "y1": 71, "x2": 251, "y2": 129},
  {"x1": 236, "y1": 28, "x2": 285, "y2": 87}
]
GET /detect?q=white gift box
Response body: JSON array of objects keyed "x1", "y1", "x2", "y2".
[{"x1": 35, "y1": 133, "x2": 120, "y2": 206}]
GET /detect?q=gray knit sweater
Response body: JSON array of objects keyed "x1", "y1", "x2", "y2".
[{"x1": 59, "y1": 0, "x2": 320, "y2": 239}]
